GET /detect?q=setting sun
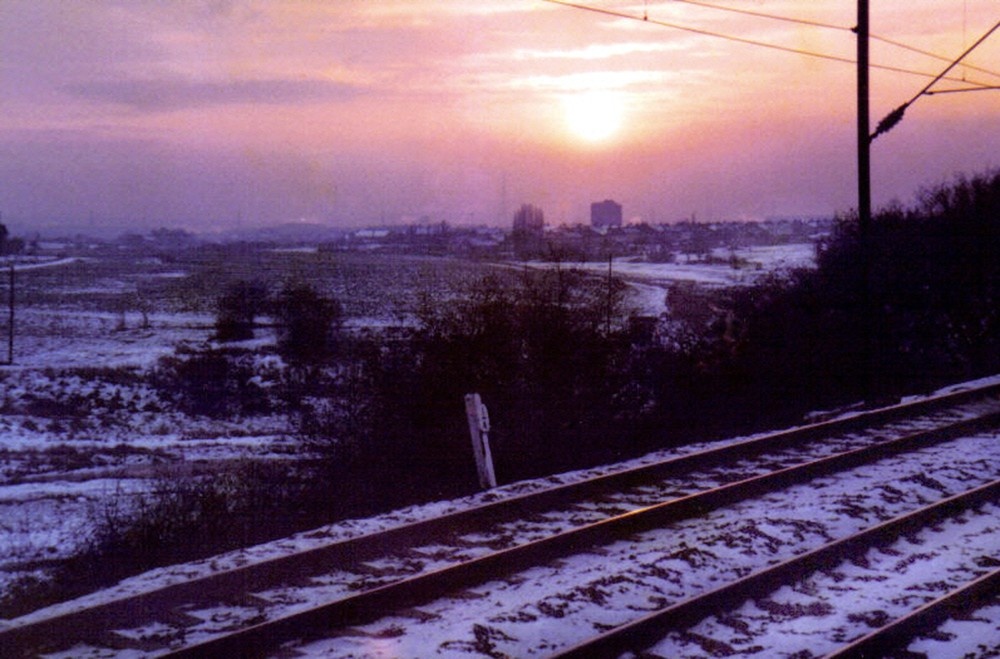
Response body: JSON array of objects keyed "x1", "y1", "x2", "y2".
[{"x1": 563, "y1": 91, "x2": 625, "y2": 143}]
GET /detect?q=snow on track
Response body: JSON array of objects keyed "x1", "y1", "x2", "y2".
[
  {"x1": 645, "y1": 502, "x2": 1000, "y2": 658},
  {"x1": 280, "y1": 431, "x2": 1000, "y2": 657},
  {"x1": 6, "y1": 384, "x2": 1000, "y2": 657},
  {"x1": 907, "y1": 598, "x2": 1000, "y2": 658}
]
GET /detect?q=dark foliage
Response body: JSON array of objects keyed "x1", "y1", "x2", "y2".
[
  {"x1": 0, "y1": 462, "x2": 340, "y2": 618},
  {"x1": 300, "y1": 167, "x2": 1000, "y2": 506},
  {"x1": 214, "y1": 280, "x2": 267, "y2": 341},
  {"x1": 298, "y1": 269, "x2": 638, "y2": 508},
  {"x1": 722, "y1": 170, "x2": 1000, "y2": 412},
  {"x1": 405, "y1": 271, "x2": 637, "y2": 481},
  {"x1": 152, "y1": 347, "x2": 272, "y2": 417},
  {"x1": 272, "y1": 281, "x2": 343, "y2": 363}
]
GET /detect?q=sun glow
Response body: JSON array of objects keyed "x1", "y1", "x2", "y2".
[{"x1": 563, "y1": 91, "x2": 624, "y2": 143}]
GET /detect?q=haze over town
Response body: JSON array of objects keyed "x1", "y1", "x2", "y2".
[{"x1": 1, "y1": 0, "x2": 998, "y2": 233}]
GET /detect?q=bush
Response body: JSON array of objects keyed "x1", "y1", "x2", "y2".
[
  {"x1": 153, "y1": 348, "x2": 272, "y2": 417},
  {"x1": 722, "y1": 169, "x2": 1000, "y2": 407},
  {"x1": 305, "y1": 269, "x2": 641, "y2": 508},
  {"x1": 272, "y1": 282, "x2": 343, "y2": 363},
  {"x1": 214, "y1": 280, "x2": 267, "y2": 341}
]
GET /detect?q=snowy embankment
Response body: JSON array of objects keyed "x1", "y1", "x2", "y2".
[
  {"x1": 0, "y1": 359, "x2": 295, "y2": 596},
  {"x1": 8, "y1": 376, "x2": 1000, "y2": 658}
]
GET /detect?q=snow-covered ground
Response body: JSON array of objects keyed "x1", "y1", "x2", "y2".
[
  {"x1": 0, "y1": 256, "x2": 302, "y2": 594},
  {"x1": 10, "y1": 383, "x2": 998, "y2": 657},
  {"x1": 522, "y1": 242, "x2": 816, "y2": 315},
  {"x1": 7, "y1": 309, "x2": 209, "y2": 370},
  {"x1": 0, "y1": 244, "x2": 821, "y2": 597},
  {"x1": 646, "y1": 501, "x2": 1000, "y2": 657}
]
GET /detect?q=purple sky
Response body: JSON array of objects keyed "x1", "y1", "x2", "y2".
[{"x1": 1, "y1": 1, "x2": 998, "y2": 233}]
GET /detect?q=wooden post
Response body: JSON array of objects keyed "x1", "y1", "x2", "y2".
[{"x1": 464, "y1": 393, "x2": 497, "y2": 489}]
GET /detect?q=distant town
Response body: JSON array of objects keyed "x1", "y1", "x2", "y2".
[{"x1": 3, "y1": 200, "x2": 834, "y2": 263}]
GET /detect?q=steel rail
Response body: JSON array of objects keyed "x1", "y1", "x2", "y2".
[
  {"x1": 824, "y1": 567, "x2": 1000, "y2": 659},
  {"x1": 163, "y1": 412, "x2": 1000, "y2": 657},
  {"x1": 1, "y1": 381, "x2": 998, "y2": 656},
  {"x1": 554, "y1": 478, "x2": 1000, "y2": 658}
]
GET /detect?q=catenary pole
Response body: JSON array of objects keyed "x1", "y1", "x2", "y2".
[
  {"x1": 857, "y1": 0, "x2": 870, "y2": 229},
  {"x1": 857, "y1": 0, "x2": 874, "y2": 401}
]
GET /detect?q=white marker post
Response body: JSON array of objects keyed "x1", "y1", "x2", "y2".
[{"x1": 464, "y1": 393, "x2": 497, "y2": 490}]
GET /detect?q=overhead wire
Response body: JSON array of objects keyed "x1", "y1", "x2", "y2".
[
  {"x1": 872, "y1": 18, "x2": 1000, "y2": 141},
  {"x1": 672, "y1": 0, "x2": 1000, "y2": 80},
  {"x1": 542, "y1": 0, "x2": 996, "y2": 87},
  {"x1": 926, "y1": 85, "x2": 1000, "y2": 95},
  {"x1": 901, "y1": 19, "x2": 1000, "y2": 104},
  {"x1": 670, "y1": 0, "x2": 847, "y2": 32},
  {"x1": 543, "y1": 0, "x2": 855, "y2": 65},
  {"x1": 869, "y1": 33, "x2": 1000, "y2": 80},
  {"x1": 668, "y1": 0, "x2": 1000, "y2": 138}
]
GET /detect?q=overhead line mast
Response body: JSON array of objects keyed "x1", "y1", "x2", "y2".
[
  {"x1": 857, "y1": 1, "x2": 871, "y2": 235},
  {"x1": 857, "y1": 0, "x2": 874, "y2": 401}
]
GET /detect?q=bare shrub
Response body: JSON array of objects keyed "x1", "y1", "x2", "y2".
[
  {"x1": 152, "y1": 347, "x2": 273, "y2": 417},
  {"x1": 0, "y1": 461, "x2": 329, "y2": 618}
]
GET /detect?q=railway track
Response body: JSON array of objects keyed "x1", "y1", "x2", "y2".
[
  {"x1": 2, "y1": 381, "x2": 1000, "y2": 657},
  {"x1": 555, "y1": 481, "x2": 1000, "y2": 657}
]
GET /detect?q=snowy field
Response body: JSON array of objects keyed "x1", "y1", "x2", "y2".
[
  {"x1": 0, "y1": 252, "x2": 298, "y2": 596},
  {"x1": 524, "y1": 242, "x2": 816, "y2": 315},
  {"x1": 0, "y1": 245, "x2": 817, "y2": 605}
]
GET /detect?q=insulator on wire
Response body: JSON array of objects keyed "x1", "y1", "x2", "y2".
[{"x1": 870, "y1": 102, "x2": 909, "y2": 142}]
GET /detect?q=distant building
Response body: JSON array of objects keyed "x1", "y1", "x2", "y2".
[
  {"x1": 591, "y1": 200, "x2": 622, "y2": 229},
  {"x1": 511, "y1": 203, "x2": 545, "y2": 258},
  {"x1": 512, "y1": 203, "x2": 545, "y2": 235}
]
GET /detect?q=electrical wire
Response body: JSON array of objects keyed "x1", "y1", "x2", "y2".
[
  {"x1": 904, "y1": 19, "x2": 1000, "y2": 104},
  {"x1": 545, "y1": 0, "x2": 856, "y2": 64},
  {"x1": 543, "y1": 0, "x2": 995, "y2": 87},
  {"x1": 870, "y1": 33, "x2": 1000, "y2": 80},
  {"x1": 673, "y1": 0, "x2": 1000, "y2": 80},
  {"x1": 926, "y1": 85, "x2": 1000, "y2": 95},
  {"x1": 670, "y1": 0, "x2": 847, "y2": 32},
  {"x1": 872, "y1": 18, "x2": 1000, "y2": 141}
]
